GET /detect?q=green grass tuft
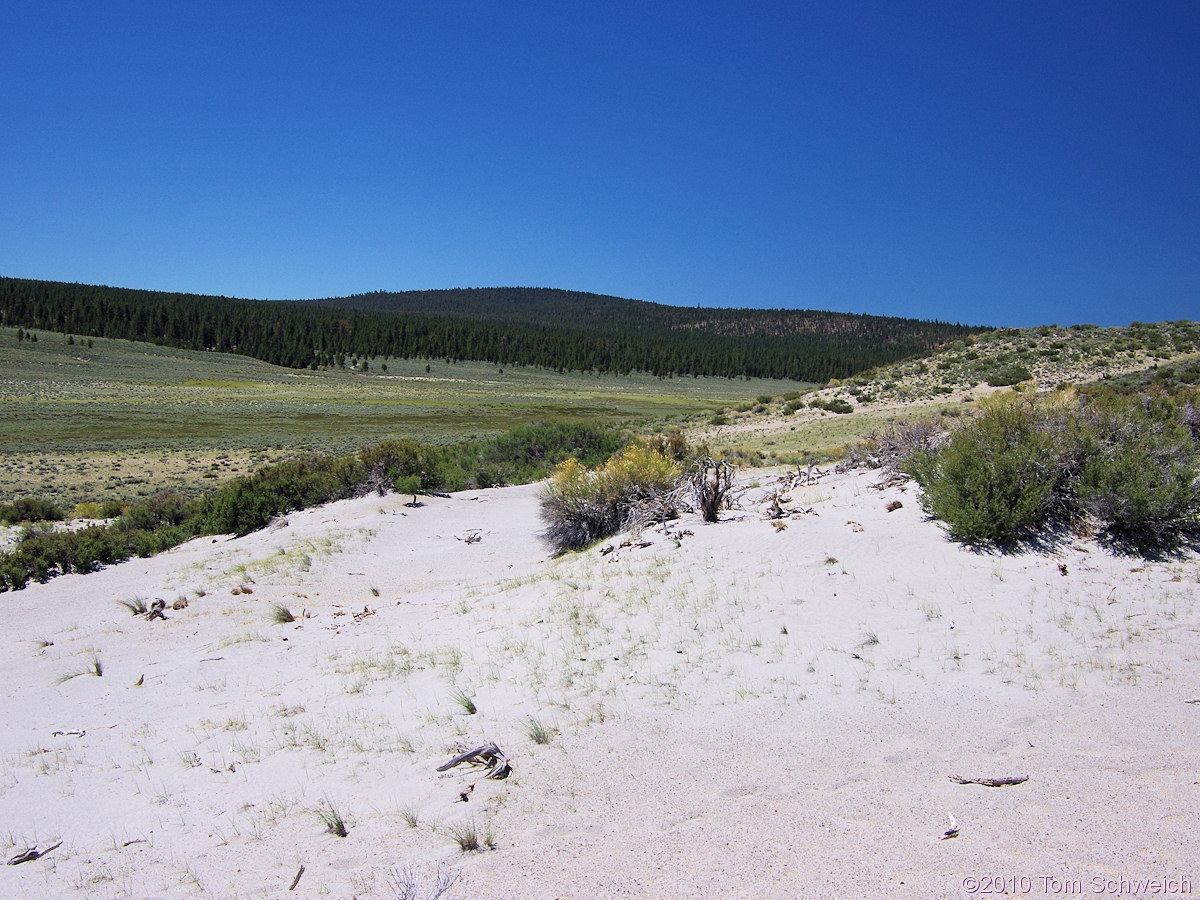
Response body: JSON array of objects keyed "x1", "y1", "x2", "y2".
[
  {"x1": 315, "y1": 799, "x2": 348, "y2": 837},
  {"x1": 269, "y1": 603, "x2": 296, "y2": 624},
  {"x1": 446, "y1": 819, "x2": 495, "y2": 852},
  {"x1": 524, "y1": 717, "x2": 556, "y2": 745}
]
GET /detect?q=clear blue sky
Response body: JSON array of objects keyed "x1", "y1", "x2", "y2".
[{"x1": 2, "y1": 1, "x2": 1196, "y2": 327}]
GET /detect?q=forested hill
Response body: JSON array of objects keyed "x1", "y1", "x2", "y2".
[
  {"x1": 0, "y1": 277, "x2": 977, "y2": 381},
  {"x1": 305, "y1": 287, "x2": 969, "y2": 345}
]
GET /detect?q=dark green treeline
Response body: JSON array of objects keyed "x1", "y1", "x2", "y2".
[{"x1": 0, "y1": 277, "x2": 976, "y2": 381}]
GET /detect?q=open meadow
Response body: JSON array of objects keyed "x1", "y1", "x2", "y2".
[
  {"x1": 7, "y1": 321, "x2": 1197, "y2": 508},
  {"x1": 0, "y1": 328, "x2": 800, "y2": 507}
]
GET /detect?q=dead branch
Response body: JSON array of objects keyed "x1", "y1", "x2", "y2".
[
  {"x1": 437, "y1": 742, "x2": 511, "y2": 779},
  {"x1": 622, "y1": 491, "x2": 685, "y2": 532},
  {"x1": 764, "y1": 490, "x2": 817, "y2": 522},
  {"x1": 685, "y1": 457, "x2": 736, "y2": 522},
  {"x1": 949, "y1": 774, "x2": 1029, "y2": 787},
  {"x1": 7, "y1": 841, "x2": 62, "y2": 865}
]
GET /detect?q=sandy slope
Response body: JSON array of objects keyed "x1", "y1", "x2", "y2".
[{"x1": 0, "y1": 470, "x2": 1197, "y2": 899}]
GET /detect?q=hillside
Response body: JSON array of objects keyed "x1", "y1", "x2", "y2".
[
  {"x1": 305, "y1": 286, "x2": 968, "y2": 343},
  {"x1": 0, "y1": 277, "x2": 976, "y2": 382},
  {"x1": 679, "y1": 319, "x2": 1200, "y2": 461}
]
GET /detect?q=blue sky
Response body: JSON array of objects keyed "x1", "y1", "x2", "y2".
[{"x1": 2, "y1": 1, "x2": 1196, "y2": 327}]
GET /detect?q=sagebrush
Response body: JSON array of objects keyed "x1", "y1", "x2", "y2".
[
  {"x1": 539, "y1": 444, "x2": 681, "y2": 553},
  {"x1": 907, "y1": 391, "x2": 1200, "y2": 551}
]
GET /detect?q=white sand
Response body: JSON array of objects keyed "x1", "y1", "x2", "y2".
[{"x1": 1, "y1": 470, "x2": 1197, "y2": 898}]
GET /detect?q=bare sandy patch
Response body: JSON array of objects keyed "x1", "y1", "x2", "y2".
[{"x1": 0, "y1": 471, "x2": 1196, "y2": 898}]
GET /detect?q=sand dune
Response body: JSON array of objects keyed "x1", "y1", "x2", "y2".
[{"x1": 1, "y1": 469, "x2": 1197, "y2": 898}]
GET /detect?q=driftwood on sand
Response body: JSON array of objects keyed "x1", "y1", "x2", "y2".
[
  {"x1": 7, "y1": 841, "x2": 62, "y2": 865},
  {"x1": 949, "y1": 774, "x2": 1029, "y2": 787},
  {"x1": 437, "y1": 742, "x2": 511, "y2": 779}
]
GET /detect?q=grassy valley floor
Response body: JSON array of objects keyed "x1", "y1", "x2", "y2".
[{"x1": 0, "y1": 329, "x2": 802, "y2": 506}]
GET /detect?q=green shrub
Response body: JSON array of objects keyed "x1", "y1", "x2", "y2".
[
  {"x1": 984, "y1": 364, "x2": 1033, "y2": 387},
  {"x1": 908, "y1": 400, "x2": 1059, "y2": 544},
  {"x1": 193, "y1": 455, "x2": 366, "y2": 535},
  {"x1": 395, "y1": 474, "x2": 421, "y2": 504},
  {"x1": 114, "y1": 492, "x2": 192, "y2": 532},
  {"x1": 0, "y1": 525, "x2": 134, "y2": 590},
  {"x1": 812, "y1": 398, "x2": 853, "y2": 414},
  {"x1": 1077, "y1": 397, "x2": 1200, "y2": 549},
  {"x1": 440, "y1": 422, "x2": 622, "y2": 489},
  {"x1": 910, "y1": 393, "x2": 1200, "y2": 551},
  {"x1": 0, "y1": 497, "x2": 66, "y2": 526},
  {"x1": 362, "y1": 439, "x2": 442, "y2": 491}
]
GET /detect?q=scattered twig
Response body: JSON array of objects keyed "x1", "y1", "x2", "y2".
[
  {"x1": 941, "y1": 812, "x2": 959, "y2": 840},
  {"x1": 289, "y1": 864, "x2": 305, "y2": 891},
  {"x1": 456, "y1": 530, "x2": 482, "y2": 544},
  {"x1": 950, "y1": 774, "x2": 1029, "y2": 787}
]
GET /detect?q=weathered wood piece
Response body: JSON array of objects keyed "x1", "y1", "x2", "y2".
[
  {"x1": 7, "y1": 841, "x2": 62, "y2": 865},
  {"x1": 949, "y1": 774, "x2": 1029, "y2": 787},
  {"x1": 437, "y1": 742, "x2": 512, "y2": 779}
]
